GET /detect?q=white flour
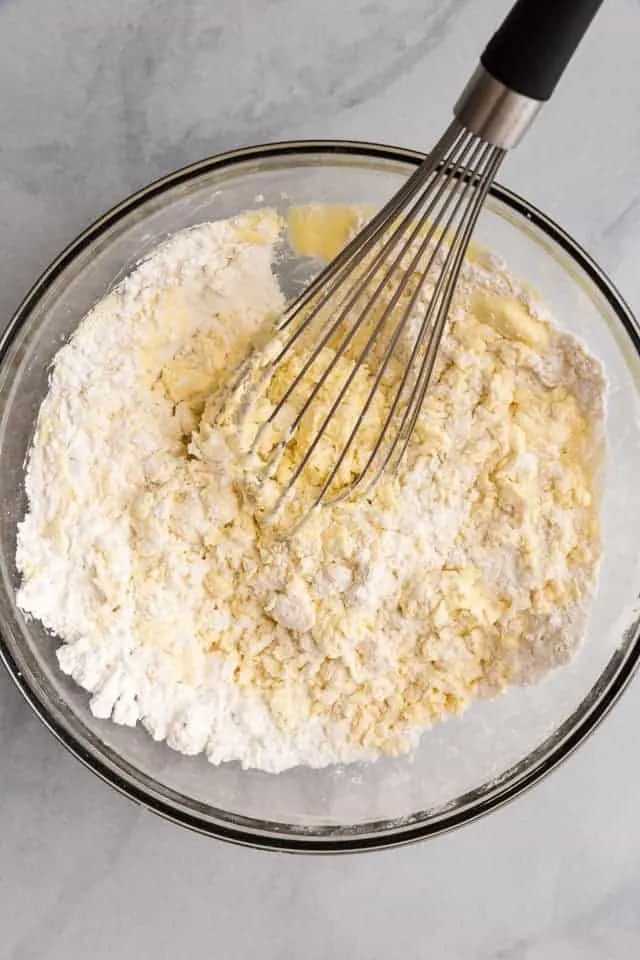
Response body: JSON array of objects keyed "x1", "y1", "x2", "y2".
[{"x1": 16, "y1": 210, "x2": 607, "y2": 772}]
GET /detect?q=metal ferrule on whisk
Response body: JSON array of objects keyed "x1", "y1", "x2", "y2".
[{"x1": 454, "y1": 65, "x2": 543, "y2": 150}]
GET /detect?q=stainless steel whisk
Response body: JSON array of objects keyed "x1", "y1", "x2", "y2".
[{"x1": 234, "y1": 0, "x2": 603, "y2": 533}]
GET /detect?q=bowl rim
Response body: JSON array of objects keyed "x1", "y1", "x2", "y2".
[{"x1": 1, "y1": 138, "x2": 639, "y2": 854}]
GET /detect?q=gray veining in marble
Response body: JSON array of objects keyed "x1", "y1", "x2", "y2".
[{"x1": 2, "y1": 1, "x2": 640, "y2": 957}]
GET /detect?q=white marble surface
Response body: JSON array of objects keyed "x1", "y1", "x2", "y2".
[{"x1": 2, "y1": 0, "x2": 640, "y2": 956}]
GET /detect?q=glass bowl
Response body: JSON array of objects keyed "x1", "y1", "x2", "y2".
[{"x1": 1, "y1": 141, "x2": 640, "y2": 853}]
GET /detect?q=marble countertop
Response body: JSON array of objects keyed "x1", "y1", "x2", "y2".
[{"x1": 2, "y1": 1, "x2": 640, "y2": 957}]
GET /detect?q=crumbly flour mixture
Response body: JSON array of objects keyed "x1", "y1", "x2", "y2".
[{"x1": 16, "y1": 208, "x2": 607, "y2": 772}]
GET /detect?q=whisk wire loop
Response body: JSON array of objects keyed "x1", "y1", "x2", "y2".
[
  {"x1": 258, "y1": 128, "x2": 480, "y2": 498},
  {"x1": 233, "y1": 120, "x2": 507, "y2": 533}
]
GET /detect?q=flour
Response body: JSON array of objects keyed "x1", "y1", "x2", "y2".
[{"x1": 16, "y1": 209, "x2": 607, "y2": 773}]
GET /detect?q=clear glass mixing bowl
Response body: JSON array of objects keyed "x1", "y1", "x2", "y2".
[{"x1": 1, "y1": 142, "x2": 640, "y2": 852}]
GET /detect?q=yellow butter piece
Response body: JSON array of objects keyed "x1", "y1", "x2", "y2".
[
  {"x1": 288, "y1": 205, "x2": 371, "y2": 262},
  {"x1": 232, "y1": 209, "x2": 283, "y2": 245},
  {"x1": 471, "y1": 292, "x2": 550, "y2": 352},
  {"x1": 161, "y1": 358, "x2": 217, "y2": 405}
]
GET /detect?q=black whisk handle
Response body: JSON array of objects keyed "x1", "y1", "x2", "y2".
[{"x1": 481, "y1": 0, "x2": 605, "y2": 102}]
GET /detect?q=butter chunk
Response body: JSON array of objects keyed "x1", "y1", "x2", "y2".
[{"x1": 471, "y1": 292, "x2": 550, "y2": 352}]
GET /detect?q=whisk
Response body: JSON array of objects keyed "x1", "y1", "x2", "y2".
[{"x1": 229, "y1": 0, "x2": 603, "y2": 534}]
